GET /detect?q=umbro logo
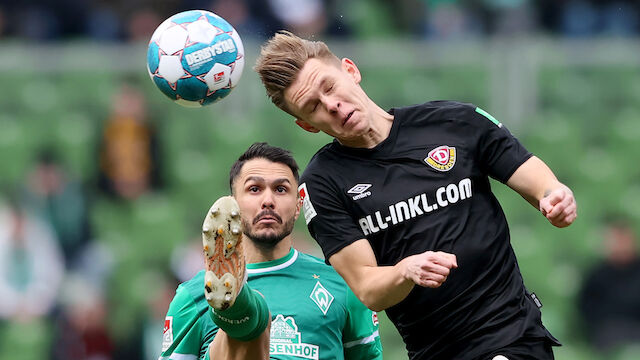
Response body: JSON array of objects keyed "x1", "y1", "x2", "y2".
[{"x1": 348, "y1": 184, "x2": 372, "y2": 200}]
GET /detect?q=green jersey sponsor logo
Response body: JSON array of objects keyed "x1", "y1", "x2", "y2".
[
  {"x1": 270, "y1": 314, "x2": 320, "y2": 359},
  {"x1": 309, "y1": 281, "x2": 334, "y2": 315}
]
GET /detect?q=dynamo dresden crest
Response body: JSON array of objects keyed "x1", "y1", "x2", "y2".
[{"x1": 424, "y1": 145, "x2": 456, "y2": 172}]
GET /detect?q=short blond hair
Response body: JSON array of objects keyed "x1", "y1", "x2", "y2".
[{"x1": 254, "y1": 31, "x2": 340, "y2": 115}]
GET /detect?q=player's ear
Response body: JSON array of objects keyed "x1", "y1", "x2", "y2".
[
  {"x1": 295, "y1": 119, "x2": 320, "y2": 133},
  {"x1": 341, "y1": 58, "x2": 361, "y2": 84}
]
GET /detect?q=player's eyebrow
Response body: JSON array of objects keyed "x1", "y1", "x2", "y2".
[
  {"x1": 244, "y1": 176, "x2": 265, "y2": 184},
  {"x1": 244, "y1": 176, "x2": 292, "y2": 186},
  {"x1": 270, "y1": 178, "x2": 292, "y2": 187}
]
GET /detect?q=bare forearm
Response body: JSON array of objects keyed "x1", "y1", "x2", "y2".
[
  {"x1": 507, "y1": 157, "x2": 556, "y2": 206},
  {"x1": 330, "y1": 241, "x2": 457, "y2": 312},
  {"x1": 507, "y1": 156, "x2": 577, "y2": 227},
  {"x1": 520, "y1": 181, "x2": 567, "y2": 209},
  {"x1": 329, "y1": 241, "x2": 416, "y2": 311},
  {"x1": 353, "y1": 264, "x2": 415, "y2": 312}
]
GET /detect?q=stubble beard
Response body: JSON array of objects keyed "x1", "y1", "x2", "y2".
[{"x1": 242, "y1": 216, "x2": 296, "y2": 251}]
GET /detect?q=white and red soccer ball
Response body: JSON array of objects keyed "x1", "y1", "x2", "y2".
[{"x1": 146, "y1": 10, "x2": 244, "y2": 107}]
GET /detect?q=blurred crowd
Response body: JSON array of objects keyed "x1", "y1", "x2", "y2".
[
  {"x1": 577, "y1": 217, "x2": 640, "y2": 352},
  {"x1": 0, "y1": 82, "x2": 639, "y2": 359},
  {"x1": 0, "y1": 83, "x2": 166, "y2": 359},
  {"x1": 0, "y1": 0, "x2": 640, "y2": 359},
  {"x1": 0, "y1": 0, "x2": 638, "y2": 42}
]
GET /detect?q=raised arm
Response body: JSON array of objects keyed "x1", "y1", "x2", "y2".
[
  {"x1": 328, "y1": 239, "x2": 457, "y2": 312},
  {"x1": 506, "y1": 156, "x2": 577, "y2": 228}
]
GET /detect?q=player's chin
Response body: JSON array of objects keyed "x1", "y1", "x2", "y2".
[{"x1": 253, "y1": 227, "x2": 281, "y2": 238}]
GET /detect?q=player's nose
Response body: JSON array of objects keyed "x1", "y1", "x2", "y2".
[
  {"x1": 323, "y1": 95, "x2": 340, "y2": 114},
  {"x1": 261, "y1": 191, "x2": 275, "y2": 209}
]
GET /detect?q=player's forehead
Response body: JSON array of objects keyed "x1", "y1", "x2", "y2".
[
  {"x1": 285, "y1": 58, "x2": 337, "y2": 107},
  {"x1": 237, "y1": 158, "x2": 296, "y2": 185}
]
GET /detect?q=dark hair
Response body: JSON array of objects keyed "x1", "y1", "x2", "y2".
[{"x1": 229, "y1": 142, "x2": 299, "y2": 193}]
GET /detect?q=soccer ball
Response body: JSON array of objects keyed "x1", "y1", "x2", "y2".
[{"x1": 146, "y1": 10, "x2": 244, "y2": 107}]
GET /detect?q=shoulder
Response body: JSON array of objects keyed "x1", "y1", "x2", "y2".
[
  {"x1": 296, "y1": 252, "x2": 349, "y2": 290},
  {"x1": 402, "y1": 101, "x2": 509, "y2": 141},
  {"x1": 180, "y1": 270, "x2": 206, "y2": 294},
  {"x1": 297, "y1": 253, "x2": 343, "y2": 278},
  {"x1": 299, "y1": 145, "x2": 347, "y2": 193},
  {"x1": 296, "y1": 251, "x2": 333, "y2": 269},
  {"x1": 162, "y1": 271, "x2": 213, "y2": 357},
  {"x1": 395, "y1": 100, "x2": 480, "y2": 124},
  {"x1": 303, "y1": 142, "x2": 339, "y2": 175},
  {"x1": 296, "y1": 251, "x2": 331, "y2": 264},
  {"x1": 170, "y1": 270, "x2": 208, "y2": 312}
]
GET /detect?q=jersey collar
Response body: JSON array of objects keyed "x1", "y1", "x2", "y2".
[{"x1": 246, "y1": 248, "x2": 298, "y2": 274}]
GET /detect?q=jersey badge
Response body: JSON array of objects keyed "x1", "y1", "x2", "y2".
[
  {"x1": 372, "y1": 312, "x2": 379, "y2": 326},
  {"x1": 347, "y1": 183, "x2": 372, "y2": 200},
  {"x1": 162, "y1": 316, "x2": 173, "y2": 352},
  {"x1": 270, "y1": 314, "x2": 320, "y2": 359},
  {"x1": 309, "y1": 281, "x2": 334, "y2": 315},
  {"x1": 298, "y1": 183, "x2": 317, "y2": 225},
  {"x1": 424, "y1": 145, "x2": 456, "y2": 172}
]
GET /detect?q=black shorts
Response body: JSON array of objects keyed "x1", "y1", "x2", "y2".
[{"x1": 476, "y1": 337, "x2": 557, "y2": 360}]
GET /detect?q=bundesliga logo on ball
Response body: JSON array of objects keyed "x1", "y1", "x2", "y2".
[{"x1": 146, "y1": 10, "x2": 245, "y2": 107}]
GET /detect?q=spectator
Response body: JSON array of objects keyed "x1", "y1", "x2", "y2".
[
  {"x1": 266, "y1": 0, "x2": 327, "y2": 37},
  {"x1": 577, "y1": 216, "x2": 640, "y2": 351},
  {"x1": 210, "y1": 0, "x2": 282, "y2": 40},
  {"x1": 126, "y1": 7, "x2": 164, "y2": 42},
  {"x1": 266, "y1": 0, "x2": 350, "y2": 38},
  {"x1": 52, "y1": 274, "x2": 114, "y2": 360},
  {"x1": 85, "y1": 0, "x2": 122, "y2": 41},
  {"x1": 22, "y1": 149, "x2": 92, "y2": 268},
  {"x1": 0, "y1": 196, "x2": 65, "y2": 322},
  {"x1": 481, "y1": 0, "x2": 536, "y2": 35},
  {"x1": 97, "y1": 82, "x2": 164, "y2": 201},
  {"x1": 559, "y1": 0, "x2": 639, "y2": 37},
  {"x1": 421, "y1": 0, "x2": 482, "y2": 40}
]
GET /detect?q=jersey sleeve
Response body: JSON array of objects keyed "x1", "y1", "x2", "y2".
[
  {"x1": 299, "y1": 174, "x2": 366, "y2": 262},
  {"x1": 469, "y1": 106, "x2": 532, "y2": 183},
  {"x1": 160, "y1": 285, "x2": 209, "y2": 360},
  {"x1": 342, "y1": 287, "x2": 383, "y2": 360}
]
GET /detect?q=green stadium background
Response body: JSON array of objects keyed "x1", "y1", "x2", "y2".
[{"x1": 1, "y1": 24, "x2": 640, "y2": 360}]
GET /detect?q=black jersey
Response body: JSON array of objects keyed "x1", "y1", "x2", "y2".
[{"x1": 298, "y1": 101, "x2": 559, "y2": 359}]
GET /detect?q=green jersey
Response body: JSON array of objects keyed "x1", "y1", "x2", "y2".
[{"x1": 160, "y1": 248, "x2": 383, "y2": 360}]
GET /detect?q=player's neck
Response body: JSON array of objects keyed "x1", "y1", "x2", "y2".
[{"x1": 244, "y1": 236, "x2": 293, "y2": 263}]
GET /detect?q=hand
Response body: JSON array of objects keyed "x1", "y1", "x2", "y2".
[
  {"x1": 539, "y1": 186, "x2": 577, "y2": 228},
  {"x1": 399, "y1": 251, "x2": 458, "y2": 288}
]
